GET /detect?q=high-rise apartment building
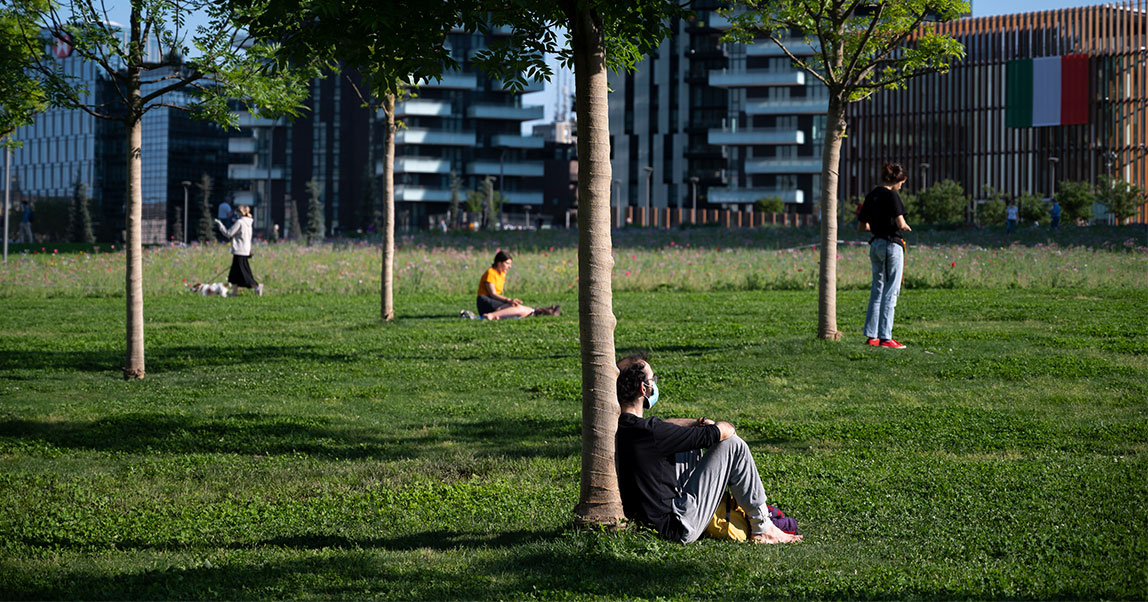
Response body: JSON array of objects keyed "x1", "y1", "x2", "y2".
[
  {"x1": 227, "y1": 28, "x2": 549, "y2": 235},
  {"x1": 608, "y1": 2, "x2": 825, "y2": 219}
]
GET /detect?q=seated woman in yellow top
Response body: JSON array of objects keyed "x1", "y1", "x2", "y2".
[{"x1": 462, "y1": 251, "x2": 558, "y2": 320}]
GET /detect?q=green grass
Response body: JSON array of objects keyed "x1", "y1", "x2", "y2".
[{"x1": 1, "y1": 280, "x2": 1146, "y2": 599}]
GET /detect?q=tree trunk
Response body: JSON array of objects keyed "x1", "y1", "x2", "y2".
[
  {"x1": 381, "y1": 92, "x2": 396, "y2": 321},
  {"x1": 123, "y1": 6, "x2": 146, "y2": 379},
  {"x1": 816, "y1": 94, "x2": 846, "y2": 341},
  {"x1": 570, "y1": 6, "x2": 624, "y2": 528}
]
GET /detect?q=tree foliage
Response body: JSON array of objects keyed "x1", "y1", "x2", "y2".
[
  {"x1": 756, "y1": 196, "x2": 785, "y2": 214},
  {"x1": 1097, "y1": 176, "x2": 1144, "y2": 224},
  {"x1": 909, "y1": 178, "x2": 966, "y2": 225},
  {"x1": 197, "y1": 174, "x2": 214, "y2": 243},
  {"x1": 69, "y1": 175, "x2": 95, "y2": 243},
  {"x1": 1056, "y1": 180, "x2": 1095, "y2": 224},
  {"x1": 0, "y1": 1, "x2": 49, "y2": 144},
  {"x1": 305, "y1": 178, "x2": 325, "y2": 244}
]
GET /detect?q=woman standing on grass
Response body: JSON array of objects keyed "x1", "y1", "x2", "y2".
[
  {"x1": 858, "y1": 162, "x2": 911, "y2": 349},
  {"x1": 216, "y1": 204, "x2": 263, "y2": 297},
  {"x1": 461, "y1": 250, "x2": 558, "y2": 320}
]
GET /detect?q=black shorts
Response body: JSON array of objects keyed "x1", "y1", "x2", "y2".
[{"x1": 476, "y1": 295, "x2": 510, "y2": 315}]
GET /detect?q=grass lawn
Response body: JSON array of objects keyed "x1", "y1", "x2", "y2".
[{"x1": 1, "y1": 227, "x2": 1146, "y2": 599}]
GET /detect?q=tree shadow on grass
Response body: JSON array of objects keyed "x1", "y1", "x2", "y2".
[
  {"x1": 1, "y1": 529, "x2": 722, "y2": 600},
  {"x1": 0, "y1": 343, "x2": 362, "y2": 374},
  {"x1": 0, "y1": 413, "x2": 579, "y2": 460}
]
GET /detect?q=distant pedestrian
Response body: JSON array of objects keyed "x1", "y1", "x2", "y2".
[
  {"x1": 1049, "y1": 199, "x2": 1061, "y2": 230},
  {"x1": 858, "y1": 162, "x2": 911, "y2": 350},
  {"x1": 1006, "y1": 200, "x2": 1018, "y2": 235},
  {"x1": 215, "y1": 204, "x2": 263, "y2": 296},
  {"x1": 17, "y1": 200, "x2": 33, "y2": 243},
  {"x1": 460, "y1": 250, "x2": 558, "y2": 320}
]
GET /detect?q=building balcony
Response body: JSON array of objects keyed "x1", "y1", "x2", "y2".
[
  {"x1": 708, "y1": 129, "x2": 805, "y2": 146},
  {"x1": 691, "y1": 12, "x2": 733, "y2": 30},
  {"x1": 228, "y1": 165, "x2": 284, "y2": 181},
  {"x1": 492, "y1": 134, "x2": 545, "y2": 149},
  {"x1": 410, "y1": 73, "x2": 478, "y2": 90},
  {"x1": 466, "y1": 104, "x2": 545, "y2": 121},
  {"x1": 393, "y1": 100, "x2": 453, "y2": 117},
  {"x1": 232, "y1": 113, "x2": 278, "y2": 128},
  {"x1": 395, "y1": 129, "x2": 477, "y2": 146},
  {"x1": 395, "y1": 186, "x2": 453, "y2": 202},
  {"x1": 386, "y1": 157, "x2": 453, "y2": 175},
  {"x1": 708, "y1": 70, "x2": 805, "y2": 88},
  {"x1": 708, "y1": 188, "x2": 805, "y2": 205},
  {"x1": 466, "y1": 161, "x2": 545, "y2": 177},
  {"x1": 744, "y1": 158, "x2": 822, "y2": 174},
  {"x1": 747, "y1": 40, "x2": 818, "y2": 56},
  {"x1": 503, "y1": 191, "x2": 544, "y2": 205},
  {"x1": 228, "y1": 137, "x2": 256, "y2": 154},
  {"x1": 745, "y1": 99, "x2": 829, "y2": 115},
  {"x1": 232, "y1": 191, "x2": 265, "y2": 206}
]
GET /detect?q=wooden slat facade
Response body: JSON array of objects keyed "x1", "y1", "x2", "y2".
[{"x1": 842, "y1": 2, "x2": 1148, "y2": 223}]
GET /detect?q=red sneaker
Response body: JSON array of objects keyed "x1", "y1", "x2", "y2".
[
  {"x1": 866, "y1": 338, "x2": 880, "y2": 346},
  {"x1": 880, "y1": 339, "x2": 906, "y2": 349}
]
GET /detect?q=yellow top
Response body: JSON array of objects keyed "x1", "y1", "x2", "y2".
[{"x1": 477, "y1": 267, "x2": 506, "y2": 298}]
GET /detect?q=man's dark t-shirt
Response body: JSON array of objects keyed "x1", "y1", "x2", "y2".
[
  {"x1": 859, "y1": 186, "x2": 907, "y2": 241},
  {"x1": 615, "y1": 413, "x2": 720, "y2": 541}
]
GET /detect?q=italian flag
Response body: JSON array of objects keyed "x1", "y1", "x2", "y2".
[{"x1": 1006, "y1": 54, "x2": 1090, "y2": 127}]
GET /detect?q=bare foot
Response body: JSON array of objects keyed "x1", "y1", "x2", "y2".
[{"x1": 751, "y1": 529, "x2": 803, "y2": 544}]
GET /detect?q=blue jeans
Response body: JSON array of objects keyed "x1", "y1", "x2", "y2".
[
  {"x1": 1006, "y1": 218, "x2": 1016, "y2": 234},
  {"x1": 864, "y1": 238, "x2": 904, "y2": 341}
]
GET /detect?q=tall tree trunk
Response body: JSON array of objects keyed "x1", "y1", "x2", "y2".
[
  {"x1": 380, "y1": 92, "x2": 396, "y2": 321},
  {"x1": 816, "y1": 94, "x2": 846, "y2": 341},
  {"x1": 123, "y1": 5, "x2": 146, "y2": 379},
  {"x1": 570, "y1": 6, "x2": 624, "y2": 528}
]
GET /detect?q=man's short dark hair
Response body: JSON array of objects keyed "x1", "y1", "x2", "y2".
[{"x1": 617, "y1": 361, "x2": 649, "y2": 405}]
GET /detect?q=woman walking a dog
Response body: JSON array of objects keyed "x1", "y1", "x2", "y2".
[{"x1": 215, "y1": 204, "x2": 263, "y2": 297}]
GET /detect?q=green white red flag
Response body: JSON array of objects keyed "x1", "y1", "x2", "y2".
[{"x1": 1007, "y1": 54, "x2": 1090, "y2": 128}]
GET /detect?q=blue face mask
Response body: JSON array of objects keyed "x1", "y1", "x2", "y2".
[{"x1": 643, "y1": 381, "x2": 659, "y2": 409}]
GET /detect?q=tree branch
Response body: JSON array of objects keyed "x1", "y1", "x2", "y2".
[{"x1": 140, "y1": 72, "x2": 204, "y2": 105}]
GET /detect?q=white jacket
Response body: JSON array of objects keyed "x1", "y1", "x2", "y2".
[{"x1": 217, "y1": 216, "x2": 253, "y2": 256}]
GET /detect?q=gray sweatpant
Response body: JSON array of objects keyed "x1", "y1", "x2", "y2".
[{"x1": 671, "y1": 435, "x2": 771, "y2": 543}]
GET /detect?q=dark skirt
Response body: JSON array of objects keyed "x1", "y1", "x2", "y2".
[{"x1": 228, "y1": 255, "x2": 258, "y2": 288}]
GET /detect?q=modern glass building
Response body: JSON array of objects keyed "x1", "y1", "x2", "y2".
[{"x1": 8, "y1": 31, "x2": 231, "y2": 242}]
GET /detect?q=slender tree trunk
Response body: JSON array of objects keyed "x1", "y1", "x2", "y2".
[
  {"x1": 816, "y1": 94, "x2": 846, "y2": 341},
  {"x1": 123, "y1": 5, "x2": 146, "y2": 379},
  {"x1": 381, "y1": 92, "x2": 396, "y2": 321},
  {"x1": 570, "y1": 6, "x2": 624, "y2": 528}
]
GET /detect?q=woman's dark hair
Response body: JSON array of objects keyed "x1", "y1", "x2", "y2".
[
  {"x1": 881, "y1": 162, "x2": 907, "y2": 184},
  {"x1": 492, "y1": 250, "x2": 513, "y2": 266},
  {"x1": 617, "y1": 361, "x2": 650, "y2": 404}
]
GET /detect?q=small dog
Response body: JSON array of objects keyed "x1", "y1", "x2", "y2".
[{"x1": 189, "y1": 282, "x2": 230, "y2": 297}]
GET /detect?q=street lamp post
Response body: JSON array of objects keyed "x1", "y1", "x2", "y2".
[
  {"x1": 180, "y1": 180, "x2": 191, "y2": 244},
  {"x1": 642, "y1": 166, "x2": 654, "y2": 226},
  {"x1": 4, "y1": 139, "x2": 10, "y2": 263},
  {"x1": 1048, "y1": 156, "x2": 1060, "y2": 200},
  {"x1": 689, "y1": 176, "x2": 699, "y2": 222},
  {"x1": 612, "y1": 179, "x2": 621, "y2": 227},
  {"x1": 498, "y1": 148, "x2": 506, "y2": 229},
  {"x1": 919, "y1": 162, "x2": 930, "y2": 190}
]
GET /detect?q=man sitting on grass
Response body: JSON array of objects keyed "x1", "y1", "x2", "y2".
[{"x1": 614, "y1": 355, "x2": 802, "y2": 545}]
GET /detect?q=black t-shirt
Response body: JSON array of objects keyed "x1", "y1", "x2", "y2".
[
  {"x1": 859, "y1": 186, "x2": 907, "y2": 241},
  {"x1": 615, "y1": 413, "x2": 721, "y2": 540}
]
